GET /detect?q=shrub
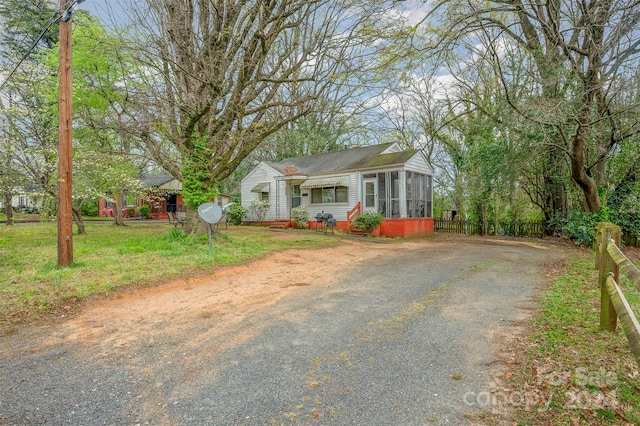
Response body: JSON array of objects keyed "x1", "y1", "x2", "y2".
[
  {"x1": 139, "y1": 205, "x2": 151, "y2": 219},
  {"x1": 353, "y1": 212, "x2": 385, "y2": 236},
  {"x1": 227, "y1": 203, "x2": 247, "y2": 225},
  {"x1": 80, "y1": 201, "x2": 98, "y2": 217},
  {"x1": 549, "y1": 209, "x2": 612, "y2": 246},
  {"x1": 291, "y1": 206, "x2": 309, "y2": 228},
  {"x1": 247, "y1": 199, "x2": 270, "y2": 225},
  {"x1": 126, "y1": 207, "x2": 136, "y2": 218}
]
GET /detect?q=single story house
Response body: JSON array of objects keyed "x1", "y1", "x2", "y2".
[
  {"x1": 139, "y1": 174, "x2": 184, "y2": 220},
  {"x1": 98, "y1": 174, "x2": 230, "y2": 220},
  {"x1": 0, "y1": 183, "x2": 45, "y2": 213},
  {"x1": 240, "y1": 142, "x2": 434, "y2": 237}
]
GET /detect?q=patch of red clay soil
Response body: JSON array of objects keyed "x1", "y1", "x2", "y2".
[{"x1": 11, "y1": 239, "x2": 418, "y2": 357}]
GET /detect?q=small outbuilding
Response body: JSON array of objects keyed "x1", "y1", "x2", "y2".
[{"x1": 240, "y1": 142, "x2": 434, "y2": 237}]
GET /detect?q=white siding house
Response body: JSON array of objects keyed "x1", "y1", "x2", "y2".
[
  {"x1": 241, "y1": 143, "x2": 434, "y2": 234},
  {"x1": 0, "y1": 184, "x2": 45, "y2": 213}
]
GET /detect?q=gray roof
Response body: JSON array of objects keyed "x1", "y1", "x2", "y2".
[
  {"x1": 141, "y1": 174, "x2": 176, "y2": 187},
  {"x1": 266, "y1": 143, "x2": 418, "y2": 175}
]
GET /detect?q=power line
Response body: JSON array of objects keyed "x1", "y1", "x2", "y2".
[
  {"x1": 0, "y1": 11, "x2": 62, "y2": 92},
  {"x1": 0, "y1": 0, "x2": 87, "y2": 92}
]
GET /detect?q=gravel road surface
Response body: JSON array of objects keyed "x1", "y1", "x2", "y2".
[{"x1": 0, "y1": 235, "x2": 563, "y2": 425}]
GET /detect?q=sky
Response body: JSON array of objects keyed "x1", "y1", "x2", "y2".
[{"x1": 76, "y1": 0, "x2": 129, "y2": 26}]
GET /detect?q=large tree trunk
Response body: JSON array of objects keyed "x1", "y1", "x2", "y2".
[
  {"x1": 71, "y1": 204, "x2": 85, "y2": 234},
  {"x1": 542, "y1": 148, "x2": 567, "y2": 227},
  {"x1": 571, "y1": 134, "x2": 601, "y2": 213},
  {"x1": 112, "y1": 194, "x2": 126, "y2": 226},
  {"x1": 572, "y1": 85, "x2": 602, "y2": 213},
  {"x1": 4, "y1": 192, "x2": 13, "y2": 225}
]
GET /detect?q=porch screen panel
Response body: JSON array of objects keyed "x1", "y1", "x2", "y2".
[
  {"x1": 406, "y1": 172, "x2": 413, "y2": 217},
  {"x1": 426, "y1": 175, "x2": 433, "y2": 217},
  {"x1": 419, "y1": 174, "x2": 427, "y2": 217},
  {"x1": 390, "y1": 172, "x2": 400, "y2": 218},
  {"x1": 378, "y1": 173, "x2": 386, "y2": 216}
]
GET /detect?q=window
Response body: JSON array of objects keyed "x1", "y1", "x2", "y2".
[
  {"x1": 310, "y1": 186, "x2": 348, "y2": 204},
  {"x1": 126, "y1": 194, "x2": 138, "y2": 207},
  {"x1": 291, "y1": 185, "x2": 301, "y2": 208},
  {"x1": 261, "y1": 191, "x2": 269, "y2": 202}
]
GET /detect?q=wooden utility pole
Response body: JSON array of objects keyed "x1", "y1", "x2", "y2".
[{"x1": 57, "y1": 0, "x2": 74, "y2": 267}]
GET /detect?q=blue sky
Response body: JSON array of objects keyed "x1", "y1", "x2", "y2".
[{"x1": 76, "y1": 0, "x2": 127, "y2": 25}]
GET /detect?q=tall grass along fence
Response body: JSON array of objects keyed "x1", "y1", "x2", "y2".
[
  {"x1": 595, "y1": 222, "x2": 640, "y2": 367},
  {"x1": 434, "y1": 219, "x2": 544, "y2": 238}
]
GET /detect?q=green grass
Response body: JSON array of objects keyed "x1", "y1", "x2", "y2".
[
  {"x1": 496, "y1": 254, "x2": 640, "y2": 425},
  {"x1": 0, "y1": 222, "x2": 338, "y2": 330}
]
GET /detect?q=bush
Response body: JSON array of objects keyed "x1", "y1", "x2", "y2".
[
  {"x1": 139, "y1": 205, "x2": 151, "y2": 219},
  {"x1": 247, "y1": 199, "x2": 270, "y2": 225},
  {"x1": 353, "y1": 212, "x2": 385, "y2": 236},
  {"x1": 550, "y1": 209, "x2": 611, "y2": 246},
  {"x1": 227, "y1": 203, "x2": 247, "y2": 225},
  {"x1": 126, "y1": 207, "x2": 136, "y2": 218},
  {"x1": 80, "y1": 201, "x2": 98, "y2": 217},
  {"x1": 291, "y1": 206, "x2": 309, "y2": 228}
]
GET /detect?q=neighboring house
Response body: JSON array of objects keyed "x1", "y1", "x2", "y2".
[
  {"x1": 98, "y1": 174, "x2": 231, "y2": 220},
  {"x1": 98, "y1": 174, "x2": 183, "y2": 219},
  {"x1": 240, "y1": 142, "x2": 435, "y2": 237},
  {"x1": 0, "y1": 183, "x2": 44, "y2": 213},
  {"x1": 140, "y1": 174, "x2": 184, "y2": 220}
]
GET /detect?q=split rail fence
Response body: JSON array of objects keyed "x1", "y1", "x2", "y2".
[{"x1": 595, "y1": 222, "x2": 640, "y2": 367}]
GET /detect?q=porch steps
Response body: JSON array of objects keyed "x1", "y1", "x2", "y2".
[
  {"x1": 348, "y1": 227, "x2": 366, "y2": 236},
  {"x1": 269, "y1": 220, "x2": 291, "y2": 229}
]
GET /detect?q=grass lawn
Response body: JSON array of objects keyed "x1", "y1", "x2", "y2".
[{"x1": 0, "y1": 222, "x2": 338, "y2": 331}]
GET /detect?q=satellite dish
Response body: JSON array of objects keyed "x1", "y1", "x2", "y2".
[{"x1": 198, "y1": 203, "x2": 223, "y2": 224}]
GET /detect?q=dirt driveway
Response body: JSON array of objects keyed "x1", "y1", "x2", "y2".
[{"x1": 0, "y1": 234, "x2": 564, "y2": 425}]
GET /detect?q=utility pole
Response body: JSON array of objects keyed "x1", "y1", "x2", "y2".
[{"x1": 57, "y1": 0, "x2": 75, "y2": 267}]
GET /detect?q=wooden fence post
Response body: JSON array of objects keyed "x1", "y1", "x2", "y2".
[{"x1": 596, "y1": 222, "x2": 621, "y2": 332}]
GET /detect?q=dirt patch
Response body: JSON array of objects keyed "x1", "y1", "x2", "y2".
[
  {"x1": 622, "y1": 245, "x2": 640, "y2": 262},
  {"x1": 7, "y1": 239, "x2": 403, "y2": 356}
]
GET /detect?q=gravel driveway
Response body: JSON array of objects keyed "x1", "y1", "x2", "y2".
[{"x1": 0, "y1": 235, "x2": 563, "y2": 425}]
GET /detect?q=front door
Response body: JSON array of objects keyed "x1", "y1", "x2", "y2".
[{"x1": 363, "y1": 178, "x2": 377, "y2": 214}]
